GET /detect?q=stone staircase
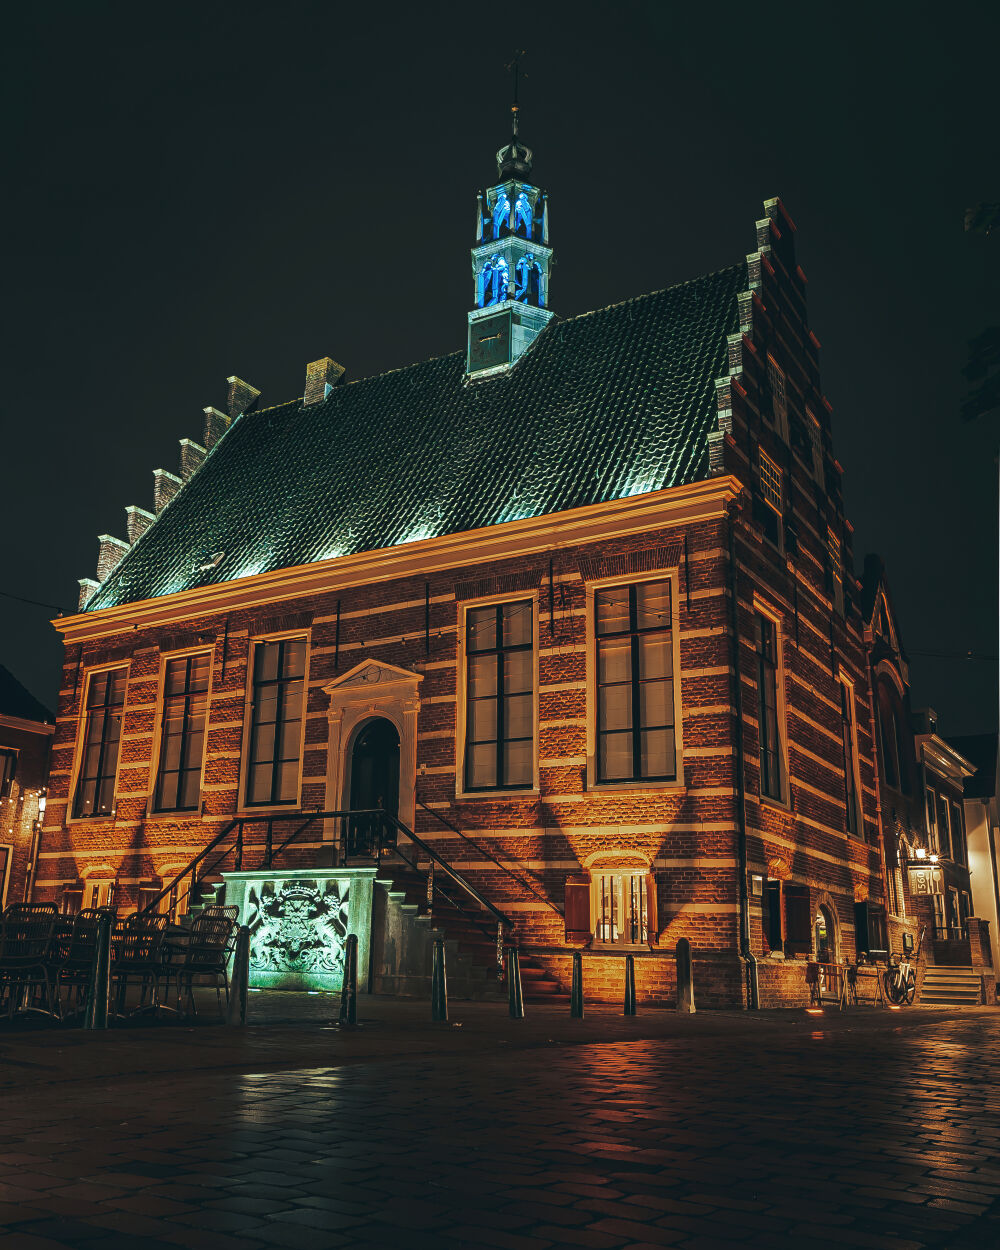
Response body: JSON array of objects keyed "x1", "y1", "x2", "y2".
[
  {"x1": 918, "y1": 966, "x2": 983, "y2": 1007},
  {"x1": 375, "y1": 864, "x2": 565, "y2": 1003}
]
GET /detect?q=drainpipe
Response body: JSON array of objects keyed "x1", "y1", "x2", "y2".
[{"x1": 727, "y1": 514, "x2": 759, "y2": 1009}]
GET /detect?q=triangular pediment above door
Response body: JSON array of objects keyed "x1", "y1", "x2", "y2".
[{"x1": 321, "y1": 660, "x2": 423, "y2": 697}]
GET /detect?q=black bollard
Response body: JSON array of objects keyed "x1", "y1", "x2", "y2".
[
  {"x1": 226, "y1": 924, "x2": 250, "y2": 1026},
  {"x1": 506, "y1": 946, "x2": 524, "y2": 1019},
  {"x1": 431, "y1": 938, "x2": 448, "y2": 1022},
  {"x1": 676, "y1": 937, "x2": 695, "y2": 1014},
  {"x1": 339, "y1": 933, "x2": 359, "y2": 1028},
  {"x1": 623, "y1": 953, "x2": 637, "y2": 1016},
  {"x1": 570, "y1": 950, "x2": 584, "y2": 1018},
  {"x1": 84, "y1": 912, "x2": 112, "y2": 1030}
]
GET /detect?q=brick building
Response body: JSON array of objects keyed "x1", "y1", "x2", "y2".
[
  {"x1": 0, "y1": 665, "x2": 53, "y2": 907},
  {"x1": 38, "y1": 125, "x2": 890, "y2": 1007}
]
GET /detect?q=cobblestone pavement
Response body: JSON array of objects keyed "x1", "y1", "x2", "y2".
[{"x1": 0, "y1": 1001, "x2": 999, "y2": 1249}]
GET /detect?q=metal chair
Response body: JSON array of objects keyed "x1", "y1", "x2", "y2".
[
  {"x1": 177, "y1": 913, "x2": 237, "y2": 1018},
  {"x1": 0, "y1": 903, "x2": 58, "y2": 1019},
  {"x1": 202, "y1": 905, "x2": 240, "y2": 956},
  {"x1": 50, "y1": 908, "x2": 104, "y2": 1020},
  {"x1": 111, "y1": 912, "x2": 169, "y2": 1016}
]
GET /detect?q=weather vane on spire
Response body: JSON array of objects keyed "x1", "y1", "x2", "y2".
[{"x1": 505, "y1": 50, "x2": 527, "y2": 138}]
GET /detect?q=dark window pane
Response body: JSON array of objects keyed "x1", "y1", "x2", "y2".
[{"x1": 600, "y1": 732, "x2": 633, "y2": 780}]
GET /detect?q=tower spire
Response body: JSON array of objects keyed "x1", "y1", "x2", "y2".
[
  {"x1": 466, "y1": 57, "x2": 554, "y2": 379},
  {"x1": 507, "y1": 49, "x2": 525, "y2": 138}
]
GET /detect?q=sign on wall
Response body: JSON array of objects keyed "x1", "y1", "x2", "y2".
[{"x1": 907, "y1": 865, "x2": 943, "y2": 896}]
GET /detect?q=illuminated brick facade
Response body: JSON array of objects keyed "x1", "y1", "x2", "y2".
[{"x1": 38, "y1": 174, "x2": 893, "y2": 1007}]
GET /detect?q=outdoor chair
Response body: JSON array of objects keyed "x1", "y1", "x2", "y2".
[
  {"x1": 0, "y1": 903, "x2": 58, "y2": 1019},
  {"x1": 111, "y1": 912, "x2": 169, "y2": 1016},
  {"x1": 202, "y1": 905, "x2": 240, "y2": 956},
  {"x1": 175, "y1": 913, "x2": 237, "y2": 1019},
  {"x1": 50, "y1": 908, "x2": 105, "y2": 1020}
]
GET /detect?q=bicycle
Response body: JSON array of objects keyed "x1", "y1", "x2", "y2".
[{"x1": 882, "y1": 925, "x2": 925, "y2": 1006}]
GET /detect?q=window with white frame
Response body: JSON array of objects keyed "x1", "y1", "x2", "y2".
[
  {"x1": 595, "y1": 580, "x2": 676, "y2": 783},
  {"x1": 593, "y1": 871, "x2": 649, "y2": 945},
  {"x1": 154, "y1": 653, "x2": 210, "y2": 813},
  {"x1": 464, "y1": 601, "x2": 534, "y2": 790},
  {"x1": 246, "y1": 638, "x2": 307, "y2": 807},
  {"x1": 759, "y1": 451, "x2": 783, "y2": 514},
  {"x1": 73, "y1": 667, "x2": 127, "y2": 818},
  {"x1": 754, "y1": 612, "x2": 784, "y2": 802}
]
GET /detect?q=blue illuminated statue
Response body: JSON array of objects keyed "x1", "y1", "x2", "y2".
[
  {"x1": 492, "y1": 192, "x2": 511, "y2": 240},
  {"x1": 515, "y1": 193, "x2": 533, "y2": 238},
  {"x1": 478, "y1": 256, "x2": 509, "y2": 307}
]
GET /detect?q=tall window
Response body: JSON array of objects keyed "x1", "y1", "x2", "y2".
[
  {"x1": 154, "y1": 654, "x2": 210, "y2": 813},
  {"x1": 0, "y1": 749, "x2": 16, "y2": 798},
  {"x1": 951, "y1": 800, "x2": 967, "y2": 866},
  {"x1": 465, "y1": 602, "x2": 533, "y2": 790},
  {"x1": 877, "y1": 681, "x2": 901, "y2": 791},
  {"x1": 767, "y1": 356, "x2": 788, "y2": 430},
  {"x1": 840, "y1": 682, "x2": 860, "y2": 836},
  {"x1": 759, "y1": 451, "x2": 783, "y2": 513},
  {"x1": 246, "y1": 639, "x2": 306, "y2": 807},
  {"x1": 925, "y1": 786, "x2": 939, "y2": 853},
  {"x1": 595, "y1": 580, "x2": 676, "y2": 783},
  {"x1": 755, "y1": 613, "x2": 784, "y2": 801},
  {"x1": 936, "y1": 793, "x2": 952, "y2": 860},
  {"x1": 73, "y1": 668, "x2": 127, "y2": 818}
]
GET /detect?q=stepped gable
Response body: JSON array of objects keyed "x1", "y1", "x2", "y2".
[{"x1": 86, "y1": 263, "x2": 745, "y2": 612}]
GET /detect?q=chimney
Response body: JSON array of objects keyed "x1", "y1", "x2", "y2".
[
  {"x1": 227, "y1": 376, "x2": 261, "y2": 420},
  {"x1": 96, "y1": 534, "x2": 130, "y2": 582},
  {"x1": 203, "y1": 406, "x2": 230, "y2": 451},
  {"x1": 304, "y1": 358, "x2": 346, "y2": 406},
  {"x1": 125, "y1": 505, "x2": 155, "y2": 544},
  {"x1": 179, "y1": 438, "x2": 206, "y2": 481},
  {"x1": 153, "y1": 468, "x2": 182, "y2": 514},
  {"x1": 78, "y1": 578, "x2": 100, "y2": 610}
]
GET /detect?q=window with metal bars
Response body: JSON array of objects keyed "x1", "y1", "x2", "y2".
[
  {"x1": 246, "y1": 639, "x2": 306, "y2": 806},
  {"x1": 595, "y1": 580, "x2": 675, "y2": 783},
  {"x1": 73, "y1": 668, "x2": 127, "y2": 818},
  {"x1": 594, "y1": 872, "x2": 648, "y2": 945},
  {"x1": 755, "y1": 614, "x2": 784, "y2": 802},
  {"x1": 840, "y1": 682, "x2": 860, "y2": 837},
  {"x1": 154, "y1": 653, "x2": 210, "y2": 813},
  {"x1": 464, "y1": 601, "x2": 533, "y2": 790}
]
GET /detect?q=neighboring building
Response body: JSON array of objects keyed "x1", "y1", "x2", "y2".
[
  {"x1": 39, "y1": 121, "x2": 889, "y2": 1007},
  {"x1": 951, "y1": 732, "x2": 1000, "y2": 978},
  {"x1": 862, "y1": 559, "x2": 993, "y2": 1002},
  {"x1": 0, "y1": 665, "x2": 54, "y2": 907}
]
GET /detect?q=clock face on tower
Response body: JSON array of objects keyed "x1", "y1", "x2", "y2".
[{"x1": 468, "y1": 311, "x2": 512, "y2": 373}]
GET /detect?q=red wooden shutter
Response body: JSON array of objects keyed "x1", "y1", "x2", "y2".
[
  {"x1": 564, "y1": 876, "x2": 591, "y2": 940},
  {"x1": 645, "y1": 873, "x2": 659, "y2": 945},
  {"x1": 784, "y1": 884, "x2": 811, "y2": 954}
]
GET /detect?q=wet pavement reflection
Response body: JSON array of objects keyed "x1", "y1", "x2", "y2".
[{"x1": 0, "y1": 1002, "x2": 997, "y2": 1248}]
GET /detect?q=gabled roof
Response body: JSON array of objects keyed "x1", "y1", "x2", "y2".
[
  {"x1": 87, "y1": 264, "x2": 746, "y2": 612},
  {"x1": 0, "y1": 665, "x2": 53, "y2": 725}
]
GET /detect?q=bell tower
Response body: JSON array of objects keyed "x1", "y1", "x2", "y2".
[{"x1": 467, "y1": 62, "x2": 554, "y2": 379}]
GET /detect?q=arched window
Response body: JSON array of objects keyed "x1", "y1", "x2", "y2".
[
  {"x1": 478, "y1": 257, "x2": 509, "y2": 308},
  {"x1": 877, "y1": 679, "x2": 902, "y2": 792},
  {"x1": 514, "y1": 192, "x2": 533, "y2": 238},
  {"x1": 814, "y1": 904, "x2": 837, "y2": 963},
  {"x1": 491, "y1": 193, "x2": 511, "y2": 239}
]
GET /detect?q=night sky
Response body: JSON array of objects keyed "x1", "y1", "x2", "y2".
[{"x1": 3, "y1": 1, "x2": 997, "y2": 735}]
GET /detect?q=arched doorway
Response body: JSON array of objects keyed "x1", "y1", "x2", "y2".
[
  {"x1": 814, "y1": 904, "x2": 837, "y2": 963},
  {"x1": 347, "y1": 718, "x2": 400, "y2": 856}
]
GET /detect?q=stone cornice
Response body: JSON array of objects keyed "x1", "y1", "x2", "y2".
[{"x1": 53, "y1": 476, "x2": 744, "y2": 644}]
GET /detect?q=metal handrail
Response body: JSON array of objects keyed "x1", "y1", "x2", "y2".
[
  {"x1": 415, "y1": 798, "x2": 563, "y2": 918},
  {"x1": 140, "y1": 808, "x2": 387, "y2": 916},
  {"x1": 385, "y1": 814, "x2": 512, "y2": 933}
]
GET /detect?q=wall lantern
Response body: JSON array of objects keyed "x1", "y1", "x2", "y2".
[{"x1": 914, "y1": 847, "x2": 927, "y2": 860}]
